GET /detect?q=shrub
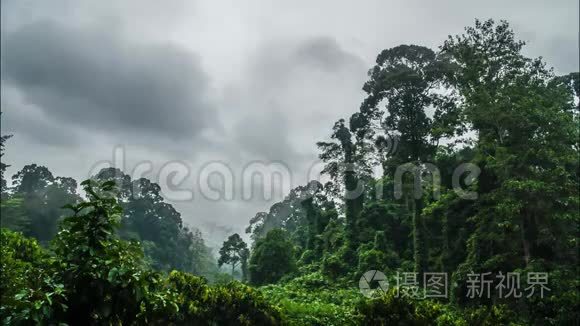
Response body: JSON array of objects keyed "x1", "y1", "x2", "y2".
[{"x1": 167, "y1": 271, "x2": 283, "y2": 325}]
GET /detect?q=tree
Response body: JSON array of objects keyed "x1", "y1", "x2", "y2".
[
  {"x1": 317, "y1": 116, "x2": 376, "y2": 245},
  {"x1": 218, "y1": 233, "x2": 249, "y2": 279},
  {"x1": 246, "y1": 181, "x2": 322, "y2": 244},
  {"x1": 249, "y1": 229, "x2": 296, "y2": 285},
  {"x1": 0, "y1": 117, "x2": 12, "y2": 196},
  {"x1": 363, "y1": 45, "x2": 447, "y2": 167},
  {"x1": 8, "y1": 165, "x2": 80, "y2": 243},
  {"x1": 11, "y1": 164, "x2": 54, "y2": 195},
  {"x1": 245, "y1": 180, "x2": 337, "y2": 260}
]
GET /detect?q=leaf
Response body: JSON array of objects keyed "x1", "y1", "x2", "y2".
[{"x1": 108, "y1": 268, "x2": 118, "y2": 282}]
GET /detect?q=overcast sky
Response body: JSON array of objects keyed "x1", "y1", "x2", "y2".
[{"x1": 1, "y1": 0, "x2": 578, "y2": 247}]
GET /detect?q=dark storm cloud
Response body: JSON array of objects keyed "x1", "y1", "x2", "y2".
[
  {"x1": 1, "y1": 20, "x2": 216, "y2": 141},
  {"x1": 1, "y1": 87, "x2": 79, "y2": 147}
]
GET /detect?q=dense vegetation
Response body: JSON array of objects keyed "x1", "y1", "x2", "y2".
[
  {"x1": 1, "y1": 180, "x2": 282, "y2": 324},
  {"x1": 1, "y1": 164, "x2": 218, "y2": 279},
  {"x1": 1, "y1": 19, "x2": 578, "y2": 325}
]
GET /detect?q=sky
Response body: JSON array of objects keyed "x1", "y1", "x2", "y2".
[{"x1": 1, "y1": 0, "x2": 578, "y2": 247}]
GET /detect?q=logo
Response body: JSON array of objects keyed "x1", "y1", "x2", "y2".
[{"x1": 359, "y1": 270, "x2": 389, "y2": 298}]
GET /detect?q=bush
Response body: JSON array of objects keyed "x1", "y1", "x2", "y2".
[{"x1": 0, "y1": 228, "x2": 66, "y2": 324}]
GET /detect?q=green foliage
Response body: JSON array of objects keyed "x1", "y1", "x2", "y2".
[
  {"x1": 321, "y1": 246, "x2": 351, "y2": 280},
  {"x1": 1, "y1": 180, "x2": 283, "y2": 325},
  {"x1": 355, "y1": 289, "x2": 526, "y2": 326},
  {"x1": 260, "y1": 272, "x2": 362, "y2": 326},
  {"x1": 249, "y1": 228, "x2": 297, "y2": 285},
  {"x1": 206, "y1": 281, "x2": 283, "y2": 325},
  {"x1": 51, "y1": 179, "x2": 168, "y2": 324},
  {"x1": 2, "y1": 164, "x2": 217, "y2": 278},
  {"x1": 165, "y1": 271, "x2": 283, "y2": 325},
  {"x1": 0, "y1": 228, "x2": 65, "y2": 324},
  {"x1": 356, "y1": 289, "x2": 426, "y2": 325}
]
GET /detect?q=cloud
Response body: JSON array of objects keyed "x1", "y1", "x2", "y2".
[
  {"x1": 234, "y1": 109, "x2": 297, "y2": 161},
  {"x1": 227, "y1": 36, "x2": 368, "y2": 162},
  {"x1": 1, "y1": 20, "x2": 216, "y2": 141},
  {"x1": 1, "y1": 86, "x2": 80, "y2": 147}
]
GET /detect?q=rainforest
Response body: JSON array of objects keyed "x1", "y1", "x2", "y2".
[{"x1": 0, "y1": 5, "x2": 579, "y2": 326}]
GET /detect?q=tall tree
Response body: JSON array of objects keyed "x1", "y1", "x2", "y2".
[
  {"x1": 0, "y1": 119, "x2": 12, "y2": 196},
  {"x1": 363, "y1": 45, "x2": 447, "y2": 167},
  {"x1": 218, "y1": 233, "x2": 249, "y2": 278},
  {"x1": 246, "y1": 181, "x2": 323, "y2": 245},
  {"x1": 360, "y1": 44, "x2": 454, "y2": 274},
  {"x1": 317, "y1": 114, "x2": 376, "y2": 246}
]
